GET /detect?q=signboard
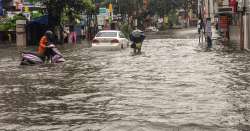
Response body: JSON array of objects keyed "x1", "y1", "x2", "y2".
[
  {"x1": 247, "y1": 0, "x2": 250, "y2": 13},
  {"x1": 97, "y1": 15, "x2": 105, "y2": 25},
  {"x1": 108, "y1": 3, "x2": 113, "y2": 13},
  {"x1": 99, "y1": 8, "x2": 107, "y2": 14},
  {"x1": 23, "y1": 12, "x2": 31, "y2": 20},
  {"x1": 229, "y1": 0, "x2": 237, "y2": 12},
  {"x1": 237, "y1": 0, "x2": 244, "y2": 11},
  {"x1": 24, "y1": 6, "x2": 30, "y2": 12},
  {"x1": 0, "y1": 0, "x2": 3, "y2": 16}
]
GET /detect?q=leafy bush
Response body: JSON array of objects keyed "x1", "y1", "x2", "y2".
[
  {"x1": 0, "y1": 13, "x2": 28, "y2": 31},
  {"x1": 120, "y1": 23, "x2": 132, "y2": 38},
  {"x1": 8, "y1": 14, "x2": 27, "y2": 30},
  {"x1": 0, "y1": 24, "x2": 11, "y2": 31},
  {"x1": 31, "y1": 11, "x2": 43, "y2": 19}
]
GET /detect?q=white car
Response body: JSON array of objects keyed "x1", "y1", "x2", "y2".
[
  {"x1": 145, "y1": 26, "x2": 159, "y2": 32},
  {"x1": 91, "y1": 30, "x2": 130, "y2": 50}
]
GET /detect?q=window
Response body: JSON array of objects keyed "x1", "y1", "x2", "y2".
[{"x1": 96, "y1": 32, "x2": 117, "y2": 37}]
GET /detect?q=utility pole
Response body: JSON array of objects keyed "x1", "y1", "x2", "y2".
[
  {"x1": 208, "y1": 0, "x2": 210, "y2": 18},
  {"x1": 240, "y1": 0, "x2": 246, "y2": 50},
  {"x1": 206, "y1": 0, "x2": 212, "y2": 49}
]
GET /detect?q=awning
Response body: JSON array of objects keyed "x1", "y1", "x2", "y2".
[
  {"x1": 216, "y1": 7, "x2": 233, "y2": 15},
  {"x1": 30, "y1": 15, "x2": 48, "y2": 25}
]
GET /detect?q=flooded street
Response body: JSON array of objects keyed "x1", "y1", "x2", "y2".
[{"x1": 1, "y1": 29, "x2": 250, "y2": 131}]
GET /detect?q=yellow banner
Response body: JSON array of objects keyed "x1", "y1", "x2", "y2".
[{"x1": 108, "y1": 3, "x2": 112, "y2": 12}]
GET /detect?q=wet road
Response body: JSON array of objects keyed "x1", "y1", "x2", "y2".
[{"x1": 0, "y1": 30, "x2": 250, "y2": 131}]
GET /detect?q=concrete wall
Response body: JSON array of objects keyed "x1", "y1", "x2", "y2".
[
  {"x1": 244, "y1": 15, "x2": 249, "y2": 50},
  {"x1": 244, "y1": 0, "x2": 250, "y2": 50},
  {"x1": 229, "y1": 25, "x2": 241, "y2": 49}
]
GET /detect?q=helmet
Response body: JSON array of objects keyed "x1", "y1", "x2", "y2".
[
  {"x1": 44, "y1": 30, "x2": 54, "y2": 42},
  {"x1": 45, "y1": 30, "x2": 53, "y2": 37}
]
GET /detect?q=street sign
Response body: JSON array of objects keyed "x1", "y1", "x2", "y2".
[
  {"x1": 97, "y1": 15, "x2": 105, "y2": 25},
  {"x1": 99, "y1": 8, "x2": 107, "y2": 14}
]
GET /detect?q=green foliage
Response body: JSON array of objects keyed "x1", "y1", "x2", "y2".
[
  {"x1": 162, "y1": 23, "x2": 168, "y2": 30},
  {"x1": 0, "y1": 24, "x2": 11, "y2": 31},
  {"x1": 0, "y1": 14, "x2": 27, "y2": 31},
  {"x1": 12, "y1": 14, "x2": 27, "y2": 21},
  {"x1": 28, "y1": 0, "x2": 94, "y2": 12},
  {"x1": 168, "y1": 10, "x2": 178, "y2": 25},
  {"x1": 31, "y1": 11, "x2": 44, "y2": 19},
  {"x1": 120, "y1": 22, "x2": 132, "y2": 38},
  {"x1": 149, "y1": 0, "x2": 185, "y2": 16},
  {"x1": 27, "y1": 0, "x2": 95, "y2": 27},
  {"x1": 10, "y1": 14, "x2": 27, "y2": 30}
]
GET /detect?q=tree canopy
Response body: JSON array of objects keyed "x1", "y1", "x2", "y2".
[
  {"x1": 148, "y1": 0, "x2": 186, "y2": 17},
  {"x1": 28, "y1": 0, "x2": 95, "y2": 27}
]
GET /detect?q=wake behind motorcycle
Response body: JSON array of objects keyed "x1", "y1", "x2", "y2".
[{"x1": 20, "y1": 44, "x2": 65, "y2": 65}]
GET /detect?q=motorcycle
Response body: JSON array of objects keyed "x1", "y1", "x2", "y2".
[
  {"x1": 132, "y1": 42, "x2": 142, "y2": 54},
  {"x1": 20, "y1": 44, "x2": 65, "y2": 65},
  {"x1": 130, "y1": 29, "x2": 145, "y2": 55}
]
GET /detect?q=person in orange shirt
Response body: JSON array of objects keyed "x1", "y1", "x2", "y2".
[{"x1": 37, "y1": 30, "x2": 54, "y2": 61}]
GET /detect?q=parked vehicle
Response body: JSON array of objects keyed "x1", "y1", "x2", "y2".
[
  {"x1": 145, "y1": 26, "x2": 159, "y2": 32},
  {"x1": 20, "y1": 44, "x2": 65, "y2": 65},
  {"x1": 91, "y1": 30, "x2": 130, "y2": 50}
]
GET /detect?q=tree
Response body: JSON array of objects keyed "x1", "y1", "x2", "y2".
[
  {"x1": 29, "y1": 0, "x2": 94, "y2": 27},
  {"x1": 148, "y1": 0, "x2": 185, "y2": 17},
  {"x1": 28, "y1": 0, "x2": 95, "y2": 43}
]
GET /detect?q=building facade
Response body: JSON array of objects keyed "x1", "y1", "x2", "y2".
[{"x1": 203, "y1": 0, "x2": 249, "y2": 50}]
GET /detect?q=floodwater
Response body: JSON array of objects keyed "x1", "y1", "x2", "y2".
[{"x1": 0, "y1": 31, "x2": 250, "y2": 131}]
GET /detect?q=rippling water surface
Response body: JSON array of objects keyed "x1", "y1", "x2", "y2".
[{"x1": 0, "y1": 37, "x2": 250, "y2": 131}]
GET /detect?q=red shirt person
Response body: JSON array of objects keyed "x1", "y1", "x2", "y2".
[{"x1": 37, "y1": 30, "x2": 54, "y2": 59}]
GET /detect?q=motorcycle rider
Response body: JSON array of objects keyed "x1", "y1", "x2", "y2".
[
  {"x1": 37, "y1": 30, "x2": 55, "y2": 62},
  {"x1": 130, "y1": 29, "x2": 145, "y2": 54}
]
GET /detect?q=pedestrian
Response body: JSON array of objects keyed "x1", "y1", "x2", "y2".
[
  {"x1": 103, "y1": 19, "x2": 110, "y2": 30},
  {"x1": 37, "y1": 30, "x2": 54, "y2": 61},
  {"x1": 69, "y1": 25, "x2": 77, "y2": 44},
  {"x1": 81, "y1": 25, "x2": 86, "y2": 40},
  {"x1": 63, "y1": 30, "x2": 68, "y2": 43},
  {"x1": 206, "y1": 18, "x2": 212, "y2": 49},
  {"x1": 198, "y1": 18, "x2": 205, "y2": 44},
  {"x1": 111, "y1": 22, "x2": 116, "y2": 30},
  {"x1": 63, "y1": 26, "x2": 69, "y2": 43},
  {"x1": 197, "y1": 20, "x2": 201, "y2": 34}
]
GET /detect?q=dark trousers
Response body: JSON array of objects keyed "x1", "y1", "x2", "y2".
[{"x1": 207, "y1": 36, "x2": 212, "y2": 48}]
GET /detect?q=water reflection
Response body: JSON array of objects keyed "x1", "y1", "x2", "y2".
[{"x1": 0, "y1": 39, "x2": 250, "y2": 131}]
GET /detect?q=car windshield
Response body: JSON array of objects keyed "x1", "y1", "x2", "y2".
[{"x1": 96, "y1": 32, "x2": 117, "y2": 37}]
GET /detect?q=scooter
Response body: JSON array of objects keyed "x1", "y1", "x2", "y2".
[
  {"x1": 132, "y1": 42, "x2": 142, "y2": 54},
  {"x1": 20, "y1": 44, "x2": 65, "y2": 65},
  {"x1": 130, "y1": 30, "x2": 145, "y2": 55}
]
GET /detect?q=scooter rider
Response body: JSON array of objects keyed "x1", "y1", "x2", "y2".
[
  {"x1": 37, "y1": 30, "x2": 55, "y2": 61},
  {"x1": 130, "y1": 29, "x2": 145, "y2": 54}
]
